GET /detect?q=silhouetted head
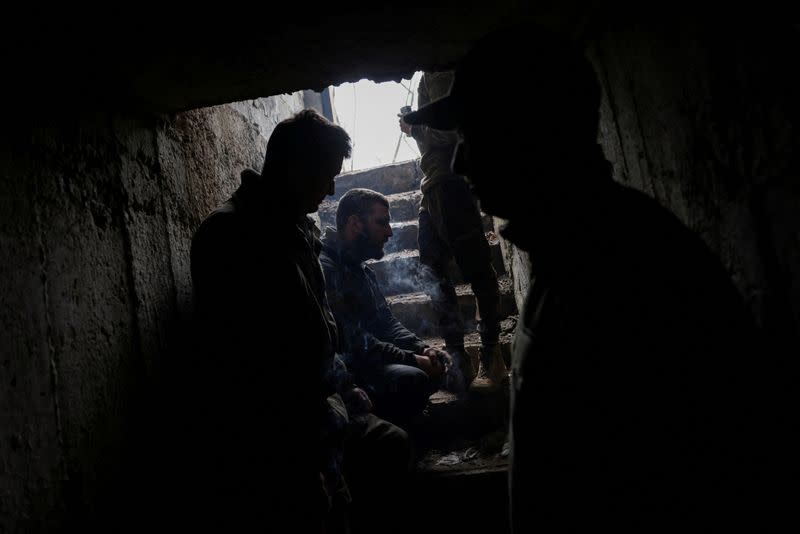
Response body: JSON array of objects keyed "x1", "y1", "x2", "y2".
[
  {"x1": 262, "y1": 109, "x2": 352, "y2": 214},
  {"x1": 404, "y1": 25, "x2": 603, "y2": 220},
  {"x1": 336, "y1": 188, "x2": 393, "y2": 261}
]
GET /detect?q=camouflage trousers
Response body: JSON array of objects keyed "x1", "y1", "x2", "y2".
[{"x1": 418, "y1": 177, "x2": 501, "y2": 349}]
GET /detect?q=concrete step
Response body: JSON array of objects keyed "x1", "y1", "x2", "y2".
[
  {"x1": 387, "y1": 278, "x2": 517, "y2": 338},
  {"x1": 385, "y1": 218, "x2": 496, "y2": 254},
  {"x1": 406, "y1": 328, "x2": 514, "y2": 451},
  {"x1": 408, "y1": 457, "x2": 509, "y2": 534},
  {"x1": 386, "y1": 221, "x2": 417, "y2": 253},
  {"x1": 415, "y1": 431, "x2": 509, "y2": 477},
  {"x1": 421, "y1": 315, "x2": 517, "y2": 369},
  {"x1": 332, "y1": 159, "x2": 421, "y2": 200},
  {"x1": 384, "y1": 328, "x2": 516, "y2": 534},
  {"x1": 406, "y1": 328, "x2": 514, "y2": 491},
  {"x1": 386, "y1": 190, "x2": 423, "y2": 223},
  {"x1": 368, "y1": 235, "x2": 506, "y2": 297},
  {"x1": 403, "y1": 416, "x2": 509, "y2": 532},
  {"x1": 319, "y1": 189, "x2": 495, "y2": 231}
]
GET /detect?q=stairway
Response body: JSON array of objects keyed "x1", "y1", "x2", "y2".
[{"x1": 319, "y1": 160, "x2": 517, "y2": 532}]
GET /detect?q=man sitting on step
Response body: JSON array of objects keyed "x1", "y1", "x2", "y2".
[{"x1": 321, "y1": 187, "x2": 455, "y2": 425}]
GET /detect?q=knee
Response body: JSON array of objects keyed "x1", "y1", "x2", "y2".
[
  {"x1": 394, "y1": 366, "x2": 430, "y2": 392},
  {"x1": 390, "y1": 367, "x2": 432, "y2": 405}
]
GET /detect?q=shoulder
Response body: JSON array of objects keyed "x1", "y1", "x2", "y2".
[
  {"x1": 609, "y1": 182, "x2": 744, "y2": 303},
  {"x1": 195, "y1": 201, "x2": 239, "y2": 236},
  {"x1": 610, "y1": 183, "x2": 701, "y2": 252},
  {"x1": 622, "y1": 185, "x2": 714, "y2": 258},
  {"x1": 191, "y1": 203, "x2": 241, "y2": 254}
]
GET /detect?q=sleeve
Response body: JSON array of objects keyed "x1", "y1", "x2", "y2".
[
  {"x1": 410, "y1": 123, "x2": 459, "y2": 149},
  {"x1": 410, "y1": 73, "x2": 459, "y2": 148},
  {"x1": 324, "y1": 265, "x2": 421, "y2": 368},
  {"x1": 372, "y1": 304, "x2": 429, "y2": 355}
]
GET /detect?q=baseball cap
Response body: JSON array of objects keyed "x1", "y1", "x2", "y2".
[{"x1": 403, "y1": 26, "x2": 598, "y2": 130}]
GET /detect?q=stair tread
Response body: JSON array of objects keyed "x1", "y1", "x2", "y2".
[
  {"x1": 368, "y1": 249, "x2": 419, "y2": 263},
  {"x1": 422, "y1": 315, "x2": 519, "y2": 356},
  {"x1": 389, "y1": 220, "x2": 417, "y2": 228},
  {"x1": 332, "y1": 160, "x2": 421, "y2": 199},
  {"x1": 370, "y1": 232, "x2": 501, "y2": 264},
  {"x1": 384, "y1": 190, "x2": 423, "y2": 201},
  {"x1": 414, "y1": 424, "x2": 510, "y2": 474},
  {"x1": 385, "y1": 274, "x2": 513, "y2": 304},
  {"x1": 421, "y1": 324, "x2": 516, "y2": 350},
  {"x1": 417, "y1": 449, "x2": 509, "y2": 476}
]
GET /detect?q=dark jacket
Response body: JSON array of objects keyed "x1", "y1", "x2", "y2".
[
  {"x1": 191, "y1": 170, "x2": 339, "y2": 390},
  {"x1": 319, "y1": 230, "x2": 428, "y2": 371},
  {"x1": 506, "y1": 173, "x2": 789, "y2": 531},
  {"x1": 410, "y1": 71, "x2": 462, "y2": 192},
  {"x1": 188, "y1": 169, "x2": 343, "y2": 526}
]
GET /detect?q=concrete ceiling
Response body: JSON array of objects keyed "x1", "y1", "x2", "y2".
[{"x1": 3, "y1": 3, "x2": 598, "y2": 113}]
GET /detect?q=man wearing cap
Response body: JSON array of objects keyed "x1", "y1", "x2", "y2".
[
  {"x1": 400, "y1": 71, "x2": 506, "y2": 391},
  {"x1": 403, "y1": 26, "x2": 785, "y2": 532}
]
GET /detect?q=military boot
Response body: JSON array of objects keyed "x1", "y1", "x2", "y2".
[
  {"x1": 472, "y1": 344, "x2": 508, "y2": 390},
  {"x1": 443, "y1": 346, "x2": 475, "y2": 394}
]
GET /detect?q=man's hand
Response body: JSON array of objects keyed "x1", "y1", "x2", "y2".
[
  {"x1": 399, "y1": 117, "x2": 412, "y2": 136},
  {"x1": 423, "y1": 347, "x2": 453, "y2": 369},
  {"x1": 415, "y1": 354, "x2": 445, "y2": 378}
]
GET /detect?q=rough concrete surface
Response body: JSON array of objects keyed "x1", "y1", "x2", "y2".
[
  {"x1": 498, "y1": 23, "x2": 800, "y2": 342},
  {"x1": 1, "y1": 92, "x2": 308, "y2": 530},
  {"x1": 1, "y1": 12, "x2": 799, "y2": 532}
]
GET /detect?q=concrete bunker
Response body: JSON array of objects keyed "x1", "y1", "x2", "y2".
[{"x1": 2, "y1": 8, "x2": 799, "y2": 532}]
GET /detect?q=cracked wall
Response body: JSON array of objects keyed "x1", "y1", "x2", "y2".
[
  {"x1": 500, "y1": 22, "x2": 800, "y2": 345},
  {"x1": 0, "y1": 92, "x2": 308, "y2": 530},
  {"x1": 2, "y1": 14, "x2": 799, "y2": 531}
]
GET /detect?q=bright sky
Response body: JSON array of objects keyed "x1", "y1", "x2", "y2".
[{"x1": 331, "y1": 73, "x2": 423, "y2": 172}]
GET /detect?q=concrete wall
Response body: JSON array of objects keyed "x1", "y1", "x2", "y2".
[
  {"x1": 499, "y1": 23, "x2": 800, "y2": 344},
  {"x1": 495, "y1": 218, "x2": 531, "y2": 315},
  {"x1": 302, "y1": 88, "x2": 335, "y2": 122},
  {"x1": 0, "y1": 92, "x2": 307, "y2": 530}
]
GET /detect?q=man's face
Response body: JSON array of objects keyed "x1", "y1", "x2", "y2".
[
  {"x1": 297, "y1": 155, "x2": 344, "y2": 214},
  {"x1": 356, "y1": 203, "x2": 393, "y2": 260},
  {"x1": 454, "y1": 116, "x2": 565, "y2": 220},
  {"x1": 453, "y1": 121, "x2": 516, "y2": 219}
]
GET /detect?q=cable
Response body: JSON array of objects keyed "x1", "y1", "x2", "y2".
[
  {"x1": 393, "y1": 73, "x2": 421, "y2": 163},
  {"x1": 392, "y1": 132, "x2": 403, "y2": 164},
  {"x1": 399, "y1": 80, "x2": 414, "y2": 98},
  {"x1": 402, "y1": 134, "x2": 420, "y2": 159},
  {"x1": 351, "y1": 83, "x2": 356, "y2": 171}
]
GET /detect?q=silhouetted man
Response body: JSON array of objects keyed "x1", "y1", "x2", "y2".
[
  {"x1": 405, "y1": 26, "x2": 790, "y2": 532},
  {"x1": 320, "y1": 188, "x2": 452, "y2": 425},
  {"x1": 189, "y1": 109, "x2": 352, "y2": 531},
  {"x1": 400, "y1": 71, "x2": 505, "y2": 390}
]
